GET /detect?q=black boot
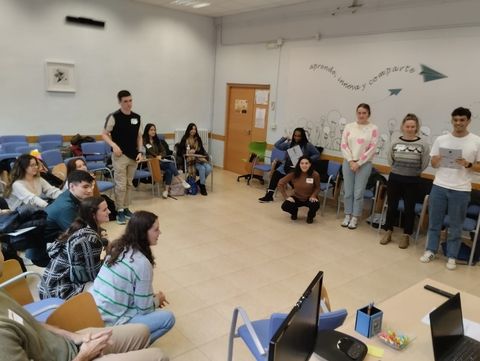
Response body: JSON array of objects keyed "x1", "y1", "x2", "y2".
[
  {"x1": 291, "y1": 212, "x2": 298, "y2": 220},
  {"x1": 200, "y1": 183, "x2": 207, "y2": 196},
  {"x1": 258, "y1": 191, "x2": 274, "y2": 203}
]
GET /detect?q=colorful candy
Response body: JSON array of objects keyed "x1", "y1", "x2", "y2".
[{"x1": 378, "y1": 329, "x2": 410, "y2": 350}]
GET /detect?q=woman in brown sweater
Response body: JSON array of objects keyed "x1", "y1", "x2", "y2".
[{"x1": 278, "y1": 155, "x2": 320, "y2": 223}]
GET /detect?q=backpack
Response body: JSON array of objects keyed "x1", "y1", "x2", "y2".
[{"x1": 186, "y1": 176, "x2": 198, "y2": 195}]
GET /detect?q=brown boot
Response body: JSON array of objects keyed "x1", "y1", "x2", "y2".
[
  {"x1": 399, "y1": 234, "x2": 410, "y2": 249},
  {"x1": 380, "y1": 230, "x2": 392, "y2": 245}
]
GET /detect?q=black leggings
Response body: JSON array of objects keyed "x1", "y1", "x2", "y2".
[
  {"x1": 384, "y1": 176, "x2": 420, "y2": 235},
  {"x1": 281, "y1": 197, "x2": 320, "y2": 219}
]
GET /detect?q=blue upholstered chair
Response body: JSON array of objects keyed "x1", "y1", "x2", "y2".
[
  {"x1": 227, "y1": 307, "x2": 348, "y2": 361},
  {"x1": 319, "y1": 160, "x2": 341, "y2": 215},
  {"x1": 42, "y1": 149, "x2": 64, "y2": 170}
]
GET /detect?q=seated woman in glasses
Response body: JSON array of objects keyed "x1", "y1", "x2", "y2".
[{"x1": 5, "y1": 154, "x2": 62, "y2": 211}]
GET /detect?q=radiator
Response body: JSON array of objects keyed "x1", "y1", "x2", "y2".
[{"x1": 174, "y1": 128, "x2": 209, "y2": 152}]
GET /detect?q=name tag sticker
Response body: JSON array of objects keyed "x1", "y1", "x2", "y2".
[
  {"x1": 145, "y1": 144, "x2": 152, "y2": 149},
  {"x1": 131, "y1": 118, "x2": 138, "y2": 125},
  {"x1": 306, "y1": 178, "x2": 314, "y2": 184},
  {"x1": 8, "y1": 309, "x2": 24, "y2": 325}
]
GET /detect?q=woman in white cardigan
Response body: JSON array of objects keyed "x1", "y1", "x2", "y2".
[{"x1": 5, "y1": 154, "x2": 62, "y2": 210}]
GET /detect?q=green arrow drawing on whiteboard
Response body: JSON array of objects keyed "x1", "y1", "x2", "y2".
[{"x1": 419, "y1": 64, "x2": 447, "y2": 82}]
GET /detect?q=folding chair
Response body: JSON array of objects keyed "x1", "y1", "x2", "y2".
[
  {"x1": 46, "y1": 292, "x2": 104, "y2": 332},
  {"x1": 319, "y1": 160, "x2": 341, "y2": 215},
  {"x1": 0, "y1": 259, "x2": 63, "y2": 322},
  {"x1": 227, "y1": 307, "x2": 347, "y2": 361}
]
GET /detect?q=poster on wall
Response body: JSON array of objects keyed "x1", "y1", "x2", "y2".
[
  {"x1": 255, "y1": 108, "x2": 266, "y2": 128},
  {"x1": 234, "y1": 99, "x2": 248, "y2": 113},
  {"x1": 255, "y1": 90, "x2": 269, "y2": 105},
  {"x1": 45, "y1": 60, "x2": 76, "y2": 92}
]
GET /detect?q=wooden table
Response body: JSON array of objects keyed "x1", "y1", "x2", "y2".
[{"x1": 337, "y1": 279, "x2": 480, "y2": 360}]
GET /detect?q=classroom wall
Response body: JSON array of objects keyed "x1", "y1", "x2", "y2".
[
  {"x1": 212, "y1": 23, "x2": 480, "y2": 168},
  {"x1": 0, "y1": 0, "x2": 216, "y2": 136}
]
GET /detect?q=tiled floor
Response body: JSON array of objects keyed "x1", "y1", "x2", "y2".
[{"x1": 35, "y1": 169, "x2": 480, "y2": 360}]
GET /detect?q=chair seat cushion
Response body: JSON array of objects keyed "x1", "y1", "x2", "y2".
[
  {"x1": 238, "y1": 319, "x2": 270, "y2": 361},
  {"x1": 253, "y1": 164, "x2": 272, "y2": 172},
  {"x1": 443, "y1": 215, "x2": 477, "y2": 231},
  {"x1": 97, "y1": 180, "x2": 115, "y2": 192},
  {"x1": 24, "y1": 297, "x2": 64, "y2": 322},
  {"x1": 397, "y1": 199, "x2": 423, "y2": 214},
  {"x1": 134, "y1": 170, "x2": 151, "y2": 179}
]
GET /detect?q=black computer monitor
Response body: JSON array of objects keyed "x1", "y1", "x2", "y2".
[{"x1": 268, "y1": 271, "x2": 323, "y2": 361}]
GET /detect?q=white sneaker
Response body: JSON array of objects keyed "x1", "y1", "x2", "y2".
[
  {"x1": 420, "y1": 250, "x2": 435, "y2": 263},
  {"x1": 181, "y1": 180, "x2": 191, "y2": 189},
  {"x1": 341, "y1": 215, "x2": 351, "y2": 227},
  {"x1": 348, "y1": 217, "x2": 358, "y2": 229},
  {"x1": 446, "y1": 258, "x2": 456, "y2": 270},
  {"x1": 162, "y1": 190, "x2": 168, "y2": 199}
]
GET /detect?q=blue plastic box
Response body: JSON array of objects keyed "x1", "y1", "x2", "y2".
[{"x1": 355, "y1": 305, "x2": 383, "y2": 338}]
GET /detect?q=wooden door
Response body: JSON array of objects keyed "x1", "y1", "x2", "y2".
[{"x1": 224, "y1": 84, "x2": 269, "y2": 175}]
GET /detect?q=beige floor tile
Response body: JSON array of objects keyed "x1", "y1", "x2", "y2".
[
  {"x1": 164, "y1": 262, "x2": 216, "y2": 287},
  {"x1": 152, "y1": 327, "x2": 196, "y2": 358},
  {"x1": 171, "y1": 348, "x2": 211, "y2": 361},
  {"x1": 174, "y1": 306, "x2": 231, "y2": 346},
  {"x1": 166, "y1": 287, "x2": 210, "y2": 317},
  {"x1": 199, "y1": 334, "x2": 254, "y2": 361}
]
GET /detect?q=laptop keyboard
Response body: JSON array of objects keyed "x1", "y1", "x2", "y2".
[{"x1": 450, "y1": 338, "x2": 480, "y2": 361}]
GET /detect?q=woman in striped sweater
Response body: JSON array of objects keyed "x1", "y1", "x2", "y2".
[{"x1": 91, "y1": 211, "x2": 175, "y2": 343}]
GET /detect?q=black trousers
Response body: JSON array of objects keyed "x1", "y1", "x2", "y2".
[
  {"x1": 384, "y1": 176, "x2": 419, "y2": 234},
  {"x1": 281, "y1": 197, "x2": 320, "y2": 219}
]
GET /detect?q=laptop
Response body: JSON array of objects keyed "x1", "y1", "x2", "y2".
[{"x1": 429, "y1": 293, "x2": 480, "y2": 361}]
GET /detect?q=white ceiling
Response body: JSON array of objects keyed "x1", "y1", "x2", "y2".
[{"x1": 134, "y1": 0, "x2": 449, "y2": 18}]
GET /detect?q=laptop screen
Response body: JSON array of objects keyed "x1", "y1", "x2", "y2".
[
  {"x1": 429, "y1": 293, "x2": 464, "y2": 360},
  {"x1": 268, "y1": 271, "x2": 323, "y2": 361}
]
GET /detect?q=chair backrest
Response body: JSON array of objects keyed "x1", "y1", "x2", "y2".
[
  {"x1": 46, "y1": 292, "x2": 104, "y2": 331},
  {"x1": 318, "y1": 308, "x2": 348, "y2": 331},
  {"x1": 148, "y1": 158, "x2": 163, "y2": 182},
  {"x1": 41, "y1": 149, "x2": 64, "y2": 168},
  {"x1": 270, "y1": 147, "x2": 287, "y2": 163},
  {"x1": 39, "y1": 141, "x2": 62, "y2": 151},
  {"x1": 0, "y1": 259, "x2": 34, "y2": 305},
  {"x1": 38, "y1": 134, "x2": 63, "y2": 144},
  {"x1": 0, "y1": 135, "x2": 27, "y2": 144},
  {"x1": 2, "y1": 142, "x2": 29, "y2": 153},
  {"x1": 81, "y1": 141, "x2": 107, "y2": 161},
  {"x1": 248, "y1": 142, "x2": 267, "y2": 158},
  {"x1": 51, "y1": 163, "x2": 67, "y2": 181},
  {"x1": 327, "y1": 161, "x2": 341, "y2": 177},
  {"x1": 15, "y1": 145, "x2": 42, "y2": 154}
]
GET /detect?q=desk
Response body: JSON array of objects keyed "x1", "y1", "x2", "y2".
[{"x1": 338, "y1": 279, "x2": 480, "y2": 360}]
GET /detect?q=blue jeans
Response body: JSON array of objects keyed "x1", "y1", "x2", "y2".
[
  {"x1": 160, "y1": 161, "x2": 179, "y2": 185},
  {"x1": 426, "y1": 185, "x2": 470, "y2": 258},
  {"x1": 129, "y1": 309, "x2": 175, "y2": 343},
  {"x1": 195, "y1": 162, "x2": 212, "y2": 185},
  {"x1": 342, "y1": 161, "x2": 372, "y2": 217}
]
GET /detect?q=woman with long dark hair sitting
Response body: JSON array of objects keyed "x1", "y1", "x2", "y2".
[
  {"x1": 142, "y1": 123, "x2": 190, "y2": 198},
  {"x1": 39, "y1": 196, "x2": 110, "y2": 299},
  {"x1": 6, "y1": 154, "x2": 62, "y2": 210},
  {"x1": 177, "y1": 122, "x2": 211, "y2": 195},
  {"x1": 91, "y1": 211, "x2": 175, "y2": 343},
  {"x1": 278, "y1": 155, "x2": 320, "y2": 223},
  {"x1": 259, "y1": 127, "x2": 320, "y2": 202}
]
